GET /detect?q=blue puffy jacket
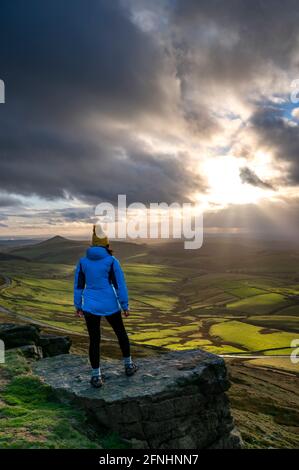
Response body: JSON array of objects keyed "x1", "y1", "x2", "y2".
[{"x1": 74, "y1": 246, "x2": 129, "y2": 316}]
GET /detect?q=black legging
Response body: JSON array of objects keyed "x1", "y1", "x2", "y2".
[{"x1": 84, "y1": 310, "x2": 130, "y2": 369}]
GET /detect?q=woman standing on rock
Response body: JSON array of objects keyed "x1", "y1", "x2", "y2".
[{"x1": 74, "y1": 225, "x2": 138, "y2": 388}]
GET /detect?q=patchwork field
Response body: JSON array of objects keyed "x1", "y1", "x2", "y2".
[
  {"x1": 0, "y1": 236, "x2": 298, "y2": 357},
  {"x1": 0, "y1": 236, "x2": 299, "y2": 449}
]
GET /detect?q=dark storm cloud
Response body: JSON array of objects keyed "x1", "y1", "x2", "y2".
[
  {"x1": 11, "y1": 207, "x2": 93, "y2": 222},
  {"x1": 0, "y1": 123, "x2": 202, "y2": 203},
  {"x1": 172, "y1": 0, "x2": 299, "y2": 77},
  {"x1": 55, "y1": 208, "x2": 94, "y2": 223},
  {"x1": 0, "y1": 0, "x2": 201, "y2": 204},
  {"x1": 4, "y1": 206, "x2": 96, "y2": 230},
  {"x1": 0, "y1": 195, "x2": 23, "y2": 208},
  {"x1": 250, "y1": 105, "x2": 299, "y2": 184},
  {"x1": 0, "y1": 0, "x2": 168, "y2": 120},
  {"x1": 239, "y1": 167, "x2": 274, "y2": 190}
]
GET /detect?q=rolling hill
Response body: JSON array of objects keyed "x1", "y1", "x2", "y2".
[
  {"x1": 8, "y1": 235, "x2": 147, "y2": 264},
  {"x1": 0, "y1": 252, "x2": 29, "y2": 262},
  {"x1": 7, "y1": 234, "x2": 299, "y2": 274},
  {"x1": 143, "y1": 238, "x2": 299, "y2": 273}
]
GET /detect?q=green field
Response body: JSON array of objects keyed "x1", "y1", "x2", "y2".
[
  {"x1": 0, "y1": 236, "x2": 299, "y2": 450},
  {"x1": 210, "y1": 320, "x2": 294, "y2": 354},
  {"x1": 227, "y1": 293, "x2": 290, "y2": 314},
  {"x1": 0, "y1": 235, "x2": 298, "y2": 356}
]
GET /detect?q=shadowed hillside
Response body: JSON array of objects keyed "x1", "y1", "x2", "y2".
[
  {"x1": 8, "y1": 236, "x2": 147, "y2": 265},
  {"x1": 0, "y1": 253, "x2": 28, "y2": 262},
  {"x1": 8, "y1": 235, "x2": 299, "y2": 274},
  {"x1": 144, "y1": 238, "x2": 299, "y2": 273}
]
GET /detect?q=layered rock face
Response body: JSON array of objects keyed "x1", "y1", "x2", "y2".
[
  {"x1": 33, "y1": 349, "x2": 242, "y2": 449},
  {"x1": 0, "y1": 323, "x2": 71, "y2": 358}
]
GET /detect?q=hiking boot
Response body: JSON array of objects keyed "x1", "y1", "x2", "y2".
[
  {"x1": 125, "y1": 362, "x2": 138, "y2": 377},
  {"x1": 90, "y1": 375, "x2": 104, "y2": 388}
]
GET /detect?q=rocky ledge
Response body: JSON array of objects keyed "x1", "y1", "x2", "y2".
[
  {"x1": 33, "y1": 349, "x2": 242, "y2": 449},
  {"x1": 0, "y1": 323, "x2": 71, "y2": 358}
]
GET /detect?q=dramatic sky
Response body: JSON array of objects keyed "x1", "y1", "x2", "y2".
[{"x1": 1, "y1": 0, "x2": 299, "y2": 239}]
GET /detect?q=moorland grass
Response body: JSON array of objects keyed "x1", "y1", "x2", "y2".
[
  {"x1": 0, "y1": 351, "x2": 127, "y2": 449},
  {"x1": 247, "y1": 357, "x2": 299, "y2": 373}
]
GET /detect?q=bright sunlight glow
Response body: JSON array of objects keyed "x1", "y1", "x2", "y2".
[{"x1": 200, "y1": 155, "x2": 274, "y2": 207}]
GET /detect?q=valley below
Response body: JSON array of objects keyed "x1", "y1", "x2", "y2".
[{"x1": 0, "y1": 235, "x2": 298, "y2": 448}]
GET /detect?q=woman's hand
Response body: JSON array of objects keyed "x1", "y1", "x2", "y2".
[
  {"x1": 123, "y1": 309, "x2": 130, "y2": 318},
  {"x1": 75, "y1": 309, "x2": 84, "y2": 318}
]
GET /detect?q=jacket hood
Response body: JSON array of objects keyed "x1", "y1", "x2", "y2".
[{"x1": 86, "y1": 246, "x2": 110, "y2": 261}]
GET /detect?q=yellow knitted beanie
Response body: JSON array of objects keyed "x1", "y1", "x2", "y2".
[{"x1": 91, "y1": 224, "x2": 109, "y2": 247}]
